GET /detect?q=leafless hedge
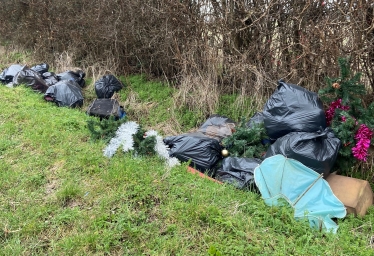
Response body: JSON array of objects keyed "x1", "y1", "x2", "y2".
[{"x1": 1, "y1": 0, "x2": 373, "y2": 103}]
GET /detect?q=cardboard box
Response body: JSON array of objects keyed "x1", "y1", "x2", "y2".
[{"x1": 326, "y1": 173, "x2": 374, "y2": 216}]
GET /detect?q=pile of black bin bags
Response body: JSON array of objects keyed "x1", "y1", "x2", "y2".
[
  {"x1": 0, "y1": 64, "x2": 126, "y2": 113},
  {"x1": 0, "y1": 63, "x2": 85, "y2": 107},
  {"x1": 164, "y1": 80, "x2": 341, "y2": 191}
]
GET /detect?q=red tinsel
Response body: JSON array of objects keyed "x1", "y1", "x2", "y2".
[
  {"x1": 325, "y1": 99, "x2": 349, "y2": 126},
  {"x1": 352, "y1": 124, "x2": 373, "y2": 162}
]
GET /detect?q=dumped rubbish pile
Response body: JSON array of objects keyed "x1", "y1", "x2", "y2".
[
  {"x1": 0, "y1": 63, "x2": 126, "y2": 114},
  {"x1": 2, "y1": 59, "x2": 373, "y2": 234},
  {"x1": 159, "y1": 79, "x2": 373, "y2": 233},
  {"x1": 0, "y1": 63, "x2": 87, "y2": 107}
]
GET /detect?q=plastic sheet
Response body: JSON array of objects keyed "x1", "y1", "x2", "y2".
[
  {"x1": 264, "y1": 128, "x2": 341, "y2": 177},
  {"x1": 263, "y1": 80, "x2": 326, "y2": 139},
  {"x1": 254, "y1": 154, "x2": 346, "y2": 233}
]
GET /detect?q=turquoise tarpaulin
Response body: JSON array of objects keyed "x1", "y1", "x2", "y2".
[{"x1": 254, "y1": 154, "x2": 346, "y2": 233}]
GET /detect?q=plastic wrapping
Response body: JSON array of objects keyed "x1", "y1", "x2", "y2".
[
  {"x1": 263, "y1": 80, "x2": 326, "y2": 139},
  {"x1": 94, "y1": 75, "x2": 124, "y2": 98},
  {"x1": 0, "y1": 64, "x2": 25, "y2": 84},
  {"x1": 163, "y1": 132, "x2": 222, "y2": 172},
  {"x1": 197, "y1": 114, "x2": 236, "y2": 141},
  {"x1": 57, "y1": 69, "x2": 86, "y2": 87},
  {"x1": 13, "y1": 68, "x2": 49, "y2": 93},
  {"x1": 44, "y1": 80, "x2": 84, "y2": 108},
  {"x1": 215, "y1": 157, "x2": 261, "y2": 190},
  {"x1": 254, "y1": 154, "x2": 346, "y2": 233},
  {"x1": 264, "y1": 128, "x2": 341, "y2": 177}
]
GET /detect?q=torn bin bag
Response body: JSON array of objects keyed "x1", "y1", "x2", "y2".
[
  {"x1": 264, "y1": 128, "x2": 341, "y2": 178},
  {"x1": 197, "y1": 114, "x2": 236, "y2": 141},
  {"x1": 163, "y1": 133, "x2": 222, "y2": 172},
  {"x1": 215, "y1": 157, "x2": 262, "y2": 190},
  {"x1": 263, "y1": 80, "x2": 326, "y2": 140}
]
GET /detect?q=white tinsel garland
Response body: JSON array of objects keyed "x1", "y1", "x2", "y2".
[
  {"x1": 103, "y1": 121, "x2": 139, "y2": 158},
  {"x1": 145, "y1": 130, "x2": 180, "y2": 169},
  {"x1": 103, "y1": 121, "x2": 180, "y2": 169}
]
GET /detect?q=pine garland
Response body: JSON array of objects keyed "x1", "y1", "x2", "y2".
[
  {"x1": 221, "y1": 118, "x2": 269, "y2": 159},
  {"x1": 87, "y1": 116, "x2": 127, "y2": 142},
  {"x1": 319, "y1": 57, "x2": 366, "y2": 117},
  {"x1": 133, "y1": 126, "x2": 157, "y2": 156}
]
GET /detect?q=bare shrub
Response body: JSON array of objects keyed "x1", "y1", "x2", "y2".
[{"x1": 1, "y1": 0, "x2": 373, "y2": 109}]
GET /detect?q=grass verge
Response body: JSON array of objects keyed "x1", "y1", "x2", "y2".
[{"x1": 0, "y1": 83, "x2": 374, "y2": 255}]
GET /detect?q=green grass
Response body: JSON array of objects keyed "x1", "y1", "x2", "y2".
[
  {"x1": 216, "y1": 94, "x2": 256, "y2": 121},
  {"x1": 0, "y1": 82, "x2": 374, "y2": 255}
]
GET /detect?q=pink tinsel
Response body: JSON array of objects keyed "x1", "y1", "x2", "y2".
[
  {"x1": 325, "y1": 99, "x2": 349, "y2": 126},
  {"x1": 352, "y1": 124, "x2": 373, "y2": 162}
]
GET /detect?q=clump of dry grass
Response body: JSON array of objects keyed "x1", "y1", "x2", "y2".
[{"x1": 173, "y1": 73, "x2": 219, "y2": 119}]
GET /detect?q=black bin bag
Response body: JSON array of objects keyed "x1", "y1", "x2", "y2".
[
  {"x1": 57, "y1": 69, "x2": 86, "y2": 87},
  {"x1": 13, "y1": 68, "x2": 49, "y2": 93},
  {"x1": 30, "y1": 63, "x2": 49, "y2": 75},
  {"x1": 87, "y1": 98, "x2": 124, "y2": 119},
  {"x1": 197, "y1": 114, "x2": 236, "y2": 141},
  {"x1": 44, "y1": 80, "x2": 84, "y2": 108},
  {"x1": 42, "y1": 72, "x2": 59, "y2": 86},
  {"x1": 215, "y1": 157, "x2": 262, "y2": 190},
  {"x1": 263, "y1": 80, "x2": 326, "y2": 140},
  {"x1": 163, "y1": 133, "x2": 222, "y2": 173},
  {"x1": 95, "y1": 75, "x2": 124, "y2": 98},
  {"x1": 0, "y1": 64, "x2": 25, "y2": 84},
  {"x1": 246, "y1": 112, "x2": 264, "y2": 128},
  {"x1": 264, "y1": 128, "x2": 341, "y2": 178}
]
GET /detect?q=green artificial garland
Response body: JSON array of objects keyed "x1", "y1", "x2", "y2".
[
  {"x1": 221, "y1": 118, "x2": 269, "y2": 159},
  {"x1": 87, "y1": 116, "x2": 127, "y2": 142},
  {"x1": 132, "y1": 126, "x2": 157, "y2": 156}
]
